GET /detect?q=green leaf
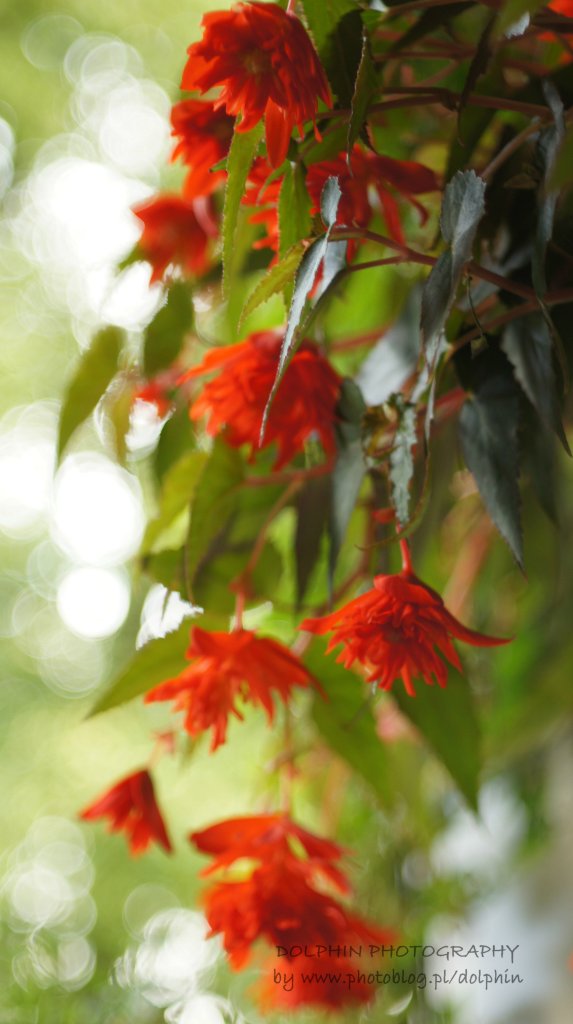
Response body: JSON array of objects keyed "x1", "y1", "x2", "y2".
[
  {"x1": 347, "y1": 29, "x2": 378, "y2": 153},
  {"x1": 222, "y1": 123, "x2": 263, "y2": 293},
  {"x1": 421, "y1": 170, "x2": 486, "y2": 350},
  {"x1": 459, "y1": 364, "x2": 523, "y2": 569},
  {"x1": 300, "y1": 0, "x2": 357, "y2": 60},
  {"x1": 106, "y1": 377, "x2": 134, "y2": 465},
  {"x1": 186, "y1": 439, "x2": 245, "y2": 591},
  {"x1": 278, "y1": 163, "x2": 312, "y2": 258},
  {"x1": 319, "y1": 9, "x2": 365, "y2": 108},
  {"x1": 153, "y1": 405, "x2": 197, "y2": 483},
  {"x1": 394, "y1": 666, "x2": 481, "y2": 809},
  {"x1": 307, "y1": 640, "x2": 391, "y2": 802},
  {"x1": 58, "y1": 326, "x2": 123, "y2": 459},
  {"x1": 239, "y1": 242, "x2": 306, "y2": 329},
  {"x1": 502, "y1": 313, "x2": 569, "y2": 453},
  {"x1": 295, "y1": 474, "x2": 331, "y2": 608},
  {"x1": 142, "y1": 450, "x2": 209, "y2": 555},
  {"x1": 143, "y1": 282, "x2": 193, "y2": 377},
  {"x1": 89, "y1": 620, "x2": 192, "y2": 716},
  {"x1": 261, "y1": 176, "x2": 342, "y2": 440},
  {"x1": 389, "y1": 397, "x2": 417, "y2": 527},
  {"x1": 329, "y1": 380, "x2": 368, "y2": 584}
]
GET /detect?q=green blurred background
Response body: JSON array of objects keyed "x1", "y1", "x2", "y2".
[{"x1": 1, "y1": 2, "x2": 573, "y2": 1023}]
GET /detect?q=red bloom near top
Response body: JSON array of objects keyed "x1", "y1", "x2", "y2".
[
  {"x1": 181, "y1": 2, "x2": 331, "y2": 167},
  {"x1": 182, "y1": 330, "x2": 341, "y2": 468},
  {"x1": 79, "y1": 769, "x2": 172, "y2": 855},
  {"x1": 306, "y1": 145, "x2": 439, "y2": 246},
  {"x1": 190, "y1": 813, "x2": 393, "y2": 971},
  {"x1": 144, "y1": 627, "x2": 318, "y2": 751},
  {"x1": 301, "y1": 546, "x2": 509, "y2": 697},
  {"x1": 133, "y1": 193, "x2": 217, "y2": 284},
  {"x1": 170, "y1": 98, "x2": 234, "y2": 198}
]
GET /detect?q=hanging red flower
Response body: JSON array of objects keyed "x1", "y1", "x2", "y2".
[
  {"x1": 133, "y1": 193, "x2": 217, "y2": 284},
  {"x1": 181, "y1": 2, "x2": 332, "y2": 167},
  {"x1": 301, "y1": 542, "x2": 509, "y2": 696},
  {"x1": 79, "y1": 769, "x2": 172, "y2": 855},
  {"x1": 190, "y1": 813, "x2": 393, "y2": 971},
  {"x1": 144, "y1": 627, "x2": 318, "y2": 751},
  {"x1": 306, "y1": 145, "x2": 439, "y2": 246},
  {"x1": 181, "y1": 330, "x2": 341, "y2": 468},
  {"x1": 170, "y1": 98, "x2": 234, "y2": 198}
]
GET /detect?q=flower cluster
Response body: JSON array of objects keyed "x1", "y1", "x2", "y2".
[
  {"x1": 77, "y1": 2, "x2": 522, "y2": 1018},
  {"x1": 190, "y1": 813, "x2": 394, "y2": 1007}
]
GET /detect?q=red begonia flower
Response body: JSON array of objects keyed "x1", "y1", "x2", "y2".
[
  {"x1": 301, "y1": 546, "x2": 509, "y2": 697},
  {"x1": 306, "y1": 145, "x2": 439, "y2": 246},
  {"x1": 242, "y1": 157, "x2": 282, "y2": 254},
  {"x1": 144, "y1": 627, "x2": 318, "y2": 751},
  {"x1": 79, "y1": 769, "x2": 172, "y2": 855},
  {"x1": 170, "y1": 98, "x2": 234, "y2": 198},
  {"x1": 190, "y1": 814, "x2": 393, "y2": 970},
  {"x1": 181, "y1": 330, "x2": 341, "y2": 468},
  {"x1": 133, "y1": 193, "x2": 217, "y2": 284},
  {"x1": 181, "y1": 2, "x2": 331, "y2": 167}
]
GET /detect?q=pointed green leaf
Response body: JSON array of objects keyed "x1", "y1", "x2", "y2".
[
  {"x1": 347, "y1": 29, "x2": 378, "y2": 153},
  {"x1": 58, "y1": 326, "x2": 123, "y2": 459},
  {"x1": 421, "y1": 170, "x2": 486, "y2": 350},
  {"x1": 278, "y1": 163, "x2": 312, "y2": 258},
  {"x1": 222, "y1": 123, "x2": 263, "y2": 293},
  {"x1": 300, "y1": 0, "x2": 356, "y2": 54},
  {"x1": 107, "y1": 378, "x2": 134, "y2": 466},
  {"x1": 143, "y1": 282, "x2": 193, "y2": 377},
  {"x1": 394, "y1": 666, "x2": 481, "y2": 809},
  {"x1": 502, "y1": 313, "x2": 569, "y2": 453},
  {"x1": 459, "y1": 376, "x2": 523, "y2": 569},
  {"x1": 89, "y1": 620, "x2": 192, "y2": 716},
  {"x1": 239, "y1": 242, "x2": 306, "y2": 329},
  {"x1": 153, "y1": 405, "x2": 197, "y2": 483},
  {"x1": 261, "y1": 176, "x2": 341, "y2": 440}
]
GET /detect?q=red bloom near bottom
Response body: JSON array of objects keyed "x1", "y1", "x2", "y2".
[
  {"x1": 80, "y1": 769, "x2": 172, "y2": 855},
  {"x1": 189, "y1": 813, "x2": 394, "y2": 1012}
]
